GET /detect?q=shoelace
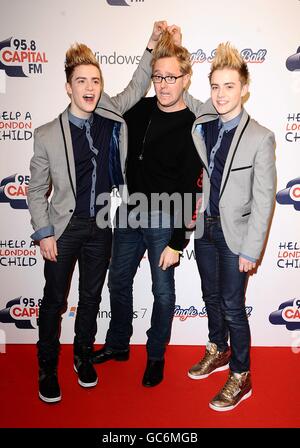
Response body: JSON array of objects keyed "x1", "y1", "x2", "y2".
[
  {"x1": 198, "y1": 349, "x2": 217, "y2": 368},
  {"x1": 220, "y1": 375, "x2": 241, "y2": 399}
]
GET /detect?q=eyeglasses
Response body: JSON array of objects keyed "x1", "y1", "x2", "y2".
[{"x1": 151, "y1": 74, "x2": 184, "y2": 84}]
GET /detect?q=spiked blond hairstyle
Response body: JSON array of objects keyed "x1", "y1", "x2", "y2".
[
  {"x1": 65, "y1": 43, "x2": 103, "y2": 88},
  {"x1": 152, "y1": 30, "x2": 192, "y2": 77},
  {"x1": 209, "y1": 42, "x2": 249, "y2": 85}
]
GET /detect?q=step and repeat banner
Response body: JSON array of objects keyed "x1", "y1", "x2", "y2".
[{"x1": 0, "y1": 0, "x2": 299, "y2": 348}]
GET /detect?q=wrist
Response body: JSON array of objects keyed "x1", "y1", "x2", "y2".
[{"x1": 168, "y1": 246, "x2": 183, "y2": 255}]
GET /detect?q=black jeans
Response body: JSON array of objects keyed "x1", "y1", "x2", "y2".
[
  {"x1": 37, "y1": 217, "x2": 112, "y2": 362},
  {"x1": 194, "y1": 216, "x2": 250, "y2": 373}
]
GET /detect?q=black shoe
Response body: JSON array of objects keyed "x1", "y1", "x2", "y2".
[
  {"x1": 142, "y1": 359, "x2": 165, "y2": 387},
  {"x1": 39, "y1": 360, "x2": 61, "y2": 403},
  {"x1": 74, "y1": 347, "x2": 98, "y2": 388},
  {"x1": 92, "y1": 346, "x2": 130, "y2": 364}
]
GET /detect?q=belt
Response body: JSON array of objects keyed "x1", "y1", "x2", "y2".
[
  {"x1": 71, "y1": 215, "x2": 96, "y2": 222},
  {"x1": 205, "y1": 215, "x2": 220, "y2": 221}
]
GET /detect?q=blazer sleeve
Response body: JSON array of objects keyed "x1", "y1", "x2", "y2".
[
  {"x1": 240, "y1": 131, "x2": 276, "y2": 260},
  {"x1": 27, "y1": 128, "x2": 54, "y2": 240},
  {"x1": 99, "y1": 49, "x2": 152, "y2": 115},
  {"x1": 183, "y1": 91, "x2": 204, "y2": 116}
]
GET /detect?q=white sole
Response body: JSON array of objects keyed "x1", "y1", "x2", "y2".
[
  {"x1": 209, "y1": 389, "x2": 252, "y2": 412},
  {"x1": 188, "y1": 363, "x2": 229, "y2": 380},
  {"x1": 73, "y1": 364, "x2": 98, "y2": 388},
  {"x1": 39, "y1": 392, "x2": 61, "y2": 403},
  {"x1": 78, "y1": 377, "x2": 98, "y2": 388}
]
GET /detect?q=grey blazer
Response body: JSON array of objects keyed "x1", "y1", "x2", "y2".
[
  {"x1": 183, "y1": 93, "x2": 276, "y2": 260},
  {"x1": 28, "y1": 50, "x2": 152, "y2": 241}
]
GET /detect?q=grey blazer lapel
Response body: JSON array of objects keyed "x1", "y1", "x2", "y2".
[
  {"x1": 219, "y1": 109, "x2": 250, "y2": 198},
  {"x1": 192, "y1": 99, "x2": 218, "y2": 170},
  {"x1": 191, "y1": 121, "x2": 209, "y2": 169},
  {"x1": 60, "y1": 107, "x2": 76, "y2": 198}
]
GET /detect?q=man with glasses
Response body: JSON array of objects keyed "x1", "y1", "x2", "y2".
[{"x1": 92, "y1": 29, "x2": 203, "y2": 387}]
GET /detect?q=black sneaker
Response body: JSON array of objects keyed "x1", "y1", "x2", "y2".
[
  {"x1": 39, "y1": 361, "x2": 61, "y2": 403},
  {"x1": 74, "y1": 350, "x2": 98, "y2": 388}
]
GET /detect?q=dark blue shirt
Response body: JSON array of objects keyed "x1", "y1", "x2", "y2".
[
  {"x1": 202, "y1": 113, "x2": 242, "y2": 216},
  {"x1": 69, "y1": 112, "x2": 115, "y2": 218}
]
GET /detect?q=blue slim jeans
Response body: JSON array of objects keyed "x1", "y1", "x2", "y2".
[
  {"x1": 194, "y1": 216, "x2": 250, "y2": 373},
  {"x1": 38, "y1": 216, "x2": 112, "y2": 362},
  {"x1": 105, "y1": 210, "x2": 175, "y2": 360}
]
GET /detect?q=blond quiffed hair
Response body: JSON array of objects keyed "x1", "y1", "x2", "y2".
[
  {"x1": 65, "y1": 42, "x2": 103, "y2": 87},
  {"x1": 209, "y1": 42, "x2": 249, "y2": 85},
  {"x1": 152, "y1": 30, "x2": 192, "y2": 77}
]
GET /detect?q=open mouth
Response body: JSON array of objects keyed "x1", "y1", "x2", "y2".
[{"x1": 83, "y1": 94, "x2": 95, "y2": 103}]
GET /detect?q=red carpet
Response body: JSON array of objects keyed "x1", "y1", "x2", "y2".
[{"x1": 0, "y1": 344, "x2": 299, "y2": 428}]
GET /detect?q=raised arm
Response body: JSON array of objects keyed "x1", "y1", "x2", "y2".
[{"x1": 99, "y1": 21, "x2": 168, "y2": 115}]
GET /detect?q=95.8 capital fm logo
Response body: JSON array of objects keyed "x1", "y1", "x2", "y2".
[
  {"x1": 0, "y1": 296, "x2": 41, "y2": 329},
  {"x1": 276, "y1": 177, "x2": 300, "y2": 211},
  {"x1": 286, "y1": 46, "x2": 300, "y2": 72},
  {"x1": 0, "y1": 37, "x2": 48, "y2": 78},
  {"x1": 269, "y1": 298, "x2": 300, "y2": 331},
  {"x1": 0, "y1": 173, "x2": 29, "y2": 209}
]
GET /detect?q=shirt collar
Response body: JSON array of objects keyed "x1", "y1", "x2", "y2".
[
  {"x1": 218, "y1": 110, "x2": 243, "y2": 132},
  {"x1": 68, "y1": 111, "x2": 94, "y2": 129}
]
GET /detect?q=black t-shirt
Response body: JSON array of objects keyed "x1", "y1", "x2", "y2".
[{"x1": 124, "y1": 96, "x2": 203, "y2": 250}]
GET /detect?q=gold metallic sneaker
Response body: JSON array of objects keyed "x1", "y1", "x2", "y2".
[
  {"x1": 188, "y1": 342, "x2": 230, "y2": 380},
  {"x1": 209, "y1": 371, "x2": 252, "y2": 412}
]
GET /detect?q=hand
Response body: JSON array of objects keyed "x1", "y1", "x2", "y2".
[
  {"x1": 40, "y1": 236, "x2": 58, "y2": 262},
  {"x1": 167, "y1": 25, "x2": 182, "y2": 46},
  {"x1": 159, "y1": 246, "x2": 180, "y2": 271},
  {"x1": 239, "y1": 256, "x2": 256, "y2": 273},
  {"x1": 147, "y1": 20, "x2": 168, "y2": 50}
]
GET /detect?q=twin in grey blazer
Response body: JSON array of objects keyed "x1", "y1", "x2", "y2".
[
  {"x1": 27, "y1": 50, "x2": 153, "y2": 241},
  {"x1": 183, "y1": 93, "x2": 276, "y2": 261}
]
